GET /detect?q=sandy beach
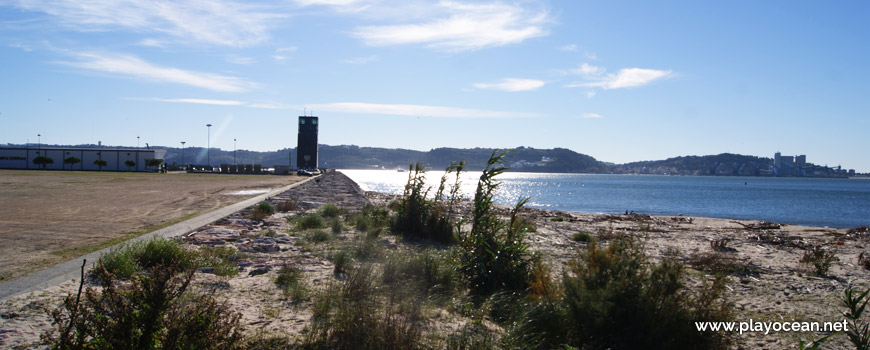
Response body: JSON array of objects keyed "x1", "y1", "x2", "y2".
[{"x1": 1, "y1": 171, "x2": 867, "y2": 349}]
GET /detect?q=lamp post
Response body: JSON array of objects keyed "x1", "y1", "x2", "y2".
[
  {"x1": 137, "y1": 136, "x2": 140, "y2": 149},
  {"x1": 37, "y1": 133, "x2": 41, "y2": 150},
  {"x1": 233, "y1": 138, "x2": 237, "y2": 166},
  {"x1": 180, "y1": 141, "x2": 186, "y2": 168},
  {"x1": 206, "y1": 124, "x2": 212, "y2": 169}
]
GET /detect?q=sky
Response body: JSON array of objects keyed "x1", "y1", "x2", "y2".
[{"x1": 1, "y1": 0, "x2": 868, "y2": 171}]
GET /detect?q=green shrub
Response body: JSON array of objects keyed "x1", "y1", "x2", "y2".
[
  {"x1": 554, "y1": 237, "x2": 732, "y2": 349},
  {"x1": 319, "y1": 204, "x2": 342, "y2": 218},
  {"x1": 800, "y1": 245, "x2": 837, "y2": 277},
  {"x1": 44, "y1": 260, "x2": 243, "y2": 350},
  {"x1": 841, "y1": 286, "x2": 870, "y2": 350},
  {"x1": 275, "y1": 264, "x2": 308, "y2": 302},
  {"x1": 296, "y1": 214, "x2": 325, "y2": 230},
  {"x1": 457, "y1": 152, "x2": 533, "y2": 297},
  {"x1": 276, "y1": 200, "x2": 300, "y2": 212},
  {"x1": 332, "y1": 250, "x2": 352, "y2": 275},
  {"x1": 252, "y1": 201, "x2": 276, "y2": 221},
  {"x1": 303, "y1": 265, "x2": 423, "y2": 350},
  {"x1": 571, "y1": 231, "x2": 594, "y2": 243},
  {"x1": 306, "y1": 230, "x2": 331, "y2": 243},
  {"x1": 550, "y1": 216, "x2": 565, "y2": 222},
  {"x1": 348, "y1": 205, "x2": 392, "y2": 232},
  {"x1": 391, "y1": 163, "x2": 458, "y2": 244},
  {"x1": 383, "y1": 249, "x2": 458, "y2": 297},
  {"x1": 99, "y1": 237, "x2": 198, "y2": 279},
  {"x1": 330, "y1": 218, "x2": 343, "y2": 234},
  {"x1": 198, "y1": 245, "x2": 239, "y2": 277}
]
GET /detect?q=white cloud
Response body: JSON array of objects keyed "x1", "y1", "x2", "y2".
[
  {"x1": 58, "y1": 52, "x2": 255, "y2": 92},
  {"x1": 585, "y1": 90, "x2": 596, "y2": 98},
  {"x1": 581, "y1": 113, "x2": 602, "y2": 119},
  {"x1": 11, "y1": 0, "x2": 281, "y2": 47},
  {"x1": 558, "y1": 44, "x2": 577, "y2": 52},
  {"x1": 294, "y1": 0, "x2": 363, "y2": 6},
  {"x1": 154, "y1": 98, "x2": 245, "y2": 106},
  {"x1": 583, "y1": 51, "x2": 597, "y2": 60},
  {"x1": 226, "y1": 55, "x2": 256, "y2": 64},
  {"x1": 273, "y1": 46, "x2": 297, "y2": 61},
  {"x1": 352, "y1": 1, "x2": 549, "y2": 51},
  {"x1": 473, "y1": 78, "x2": 544, "y2": 92},
  {"x1": 306, "y1": 102, "x2": 538, "y2": 118},
  {"x1": 571, "y1": 63, "x2": 604, "y2": 76},
  {"x1": 342, "y1": 55, "x2": 378, "y2": 64},
  {"x1": 571, "y1": 68, "x2": 672, "y2": 89}
]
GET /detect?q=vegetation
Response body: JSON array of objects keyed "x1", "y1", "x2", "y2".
[
  {"x1": 294, "y1": 214, "x2": 324, "y2": 230},
  {"x1": 842, "y1": 286, "x2": 870, "y2": 350},
  {"x1": 347, "y1": 205, "x2": 391, "y2": 232},
  {"x1": 33, "y1": 156, "x2": 54, "y2": 169},
  {"x1": 391, "y1": 162, "x2": 455, "y2": 244},
  {"x1": 318, "y1": 204, "x2": 342, "y2": 218},
  {"x1": 124, "y1": 160, "x2": 136, "y2": 171},
  {"x1": 252, "y1": 201, "x2": 276, "y2": 221},
  {"x1": 44, "y1": 238, "x2": 244, "y2": 349},
  {"x1": 800, "y1": 245, "x2": 837, "y2": 277},
  {"x1": 93, "y1": 159, "x2": 107, "y2": 171},
  {"x1": 571, "y1": 231, "x2": 594, "y2": 243},
  {"x1": 457, "y1": 151, "x2": 534, "y2": 297},
  {"x1": 63, "y1": 156, "x2": 81, "y2": 170},
  {"x1": 275, "y1": 264, "x2": 308, "y2": 302}
]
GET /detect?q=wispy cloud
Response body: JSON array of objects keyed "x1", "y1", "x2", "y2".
[
  {"x1": 342, "y1": 55, "x2": 378, "y2": 64},
  {"x1": 273, "y1": 46, "x2": 297, "y2": 61},
  {"x1": 58, "y1": 52, "x2": 256, "y2": 92},
  {"x1": 11, "y1": 0, "x2": 281, "y2": 47},
  {"x1": 153, "y1": 98, "x2": 245, "y2": 106},
  {"x1": 558, "y1": 44, "x2": 577, "y2": 52},
  {"x1": 571, "y1": 63, "x2": 604, "y2": 76},
  {"x1": 473, "y1": 78, "x2": 544, "y2": 92},
  {"x1": 581, "y1": 113, "x2": 602, "y2": 119},
  {"x1": 306, "y1": 102, "x2": 538, "y2": 118},
  {"x1": 226, "y1": 55, "x2": 256, "y2": 64},
  {"x1": 352, "y1": 1, "x2": 549, "y2": 51},
  {"x1": 570, "y1": 68, "x2": 672, "y2": 89}
]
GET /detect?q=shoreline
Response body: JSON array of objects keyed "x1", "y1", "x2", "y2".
[{"x1": 1, "y1": 171, "x2": 867, "y2": 349}]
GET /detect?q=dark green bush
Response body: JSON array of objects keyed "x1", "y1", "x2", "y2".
[
  {"x1": 252, "y1": 201, "x2": 276, "y2": 221},
  {"x1": 348, "y1": 205, "x2": 392, "y2": 232},
  {"x1": 391, "y1": 163, "x2": 457, "y2": 244},
  {"x1": 44, "y1": 260, "x2": 243, "y2": 350},
  {"x1": 306, "y1": 229, "x2": 331, "y2": 243},
  {"x1": 457, "y1": 152, "x2": 534, "y2": 297},
  {"x1": 295, "y1": 214, "x2": 325, "y2": 230},
  {"x1": 571, "y1": 231, "x2": 594, "y2": 243},
  {"x1": 99, "y1": 237, "x2": 198, "y2": 279},
  {"x1": 198, "y1": 245, "x2": 239, "y2": 277},
  {"x1": 332, "y1": 250, "x2": 352, "y2": 275},
  {"x1": 800, "y1": 245, "x2": 837, "y2": 277},
  {"x1": 275, "y1": 264, "x2": 308, "y2": 302},
  {"x1": 319, "y1": 204, "x2": 342, "y2": 218},
  {"x1": 330, "y1": 218, "x2": 343, "y2": 234},
  {"x1": 554, "y1": 237, "x2": 732, "y2": 349}
]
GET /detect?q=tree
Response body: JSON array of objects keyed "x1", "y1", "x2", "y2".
[
  {"x1": 124, "y1": 160, "x2": 136, "y2": 171},
  {"x1": 33, "y1": 156, "x2": 54, "y2": 169},
  {"x1": 94, "y1": 159, "x2": 107, "y2": 171},
  {"x1": 63, "y1": 156, "x2": 81, "y2": 170}
]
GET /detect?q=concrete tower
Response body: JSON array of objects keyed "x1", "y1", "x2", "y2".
[{"x1": 297, "y1": 116, "x2": 318, "y2": 169}]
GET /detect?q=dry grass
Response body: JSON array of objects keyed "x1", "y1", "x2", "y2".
[{"x1": 0, "y1": 169, "x2": 304, "y2": 281}]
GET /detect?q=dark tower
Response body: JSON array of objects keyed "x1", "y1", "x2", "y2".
[{"x1": 297, "y1": 116, "x2": 318, "y2": 169}]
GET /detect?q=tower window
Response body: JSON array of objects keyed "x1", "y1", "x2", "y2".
[
  {"x1": 311, "y1": 119, "x2": 317, "y2": 125},
  {"x1": 300, "y1": 119, "x2": 306, "y2": 124}
]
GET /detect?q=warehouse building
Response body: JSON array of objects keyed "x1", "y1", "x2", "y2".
[{"x1": 0, "y1": 147, "x2": 165, "y2": 172}]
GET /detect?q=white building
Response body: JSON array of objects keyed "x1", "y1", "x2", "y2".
[{"x1": 0, "y1": 147, "x2": 166, "y2": 172}]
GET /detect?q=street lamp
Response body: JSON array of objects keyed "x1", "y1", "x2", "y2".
[
  {"x1": 206, "y1": 124, "x2": 212, "y2": 169},
  {"x1": 37, "y1": 133, "x2": 41, "y2": 150},
  {"x1": 180, "y1": 141, "x2": 186, "y2": 168},
  {"x1": 233, "y1": 138, "x2": 237, "y2": 166},
  {"x1": 137, "y1": 136, "x2": 140, "y2": 149}
]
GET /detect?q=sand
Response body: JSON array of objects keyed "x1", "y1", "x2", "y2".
[{"x1": 1, "y1": 171, "x2": 868, "y2": 349}]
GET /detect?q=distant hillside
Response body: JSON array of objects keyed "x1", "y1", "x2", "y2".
[
  {"x1": 6, "y1": 143, "x2": 857, "y2": 176},
  {"x1": 616, "y1": 153, "x2": 773, "y2": 176}
]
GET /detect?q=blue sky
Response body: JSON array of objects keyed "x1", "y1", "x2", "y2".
[{"x1": 1, "y1": 0, "x2": 868, "y2": 171}]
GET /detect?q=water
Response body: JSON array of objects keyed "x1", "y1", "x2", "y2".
[{"x1": 340, "y1": 169, "x2": 870, "y2": 229}]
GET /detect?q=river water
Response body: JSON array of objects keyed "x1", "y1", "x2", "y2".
[{"x1": 340, "y1": 169, "x2": 870, "y2": 229}]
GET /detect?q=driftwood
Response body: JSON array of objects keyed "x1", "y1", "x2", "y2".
[{"x1": 732, "y1": 221, "x2": 782, "y2": 230}]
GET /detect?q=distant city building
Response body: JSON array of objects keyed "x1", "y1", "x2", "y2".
[
  {"x1": 296, "y1": 116, "x2": 318, "y2": 169},
  {"x1": 0, "y1": 147, "x2": 165, "y2": 172}
]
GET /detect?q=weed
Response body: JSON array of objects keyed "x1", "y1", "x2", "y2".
[
  {"x1": 276, "y1": 199, "x2": 300, "y2": 212},
  {"x1": 800, "y1": 245, "x2": 837, "y2": 277},
  {"x1": 319, "y1": 204, "x2": 342, "y2": 218},
  {"x1": 263, "y1": 230, "x2": 278, "y2": 238},
  {"x1": 550, "y1": 216, "x2": 565, "y2": 222},
  {"x1": 860, "y1": 252, "x2": 870, "y2": 271},
  {"x1": 710, "y1": 238, "x2": 732, "y2": 252},
  {"x1": 98, "y1": 237, "x2": 198, "y2": 279},
  {"x1": 332, "y1": 250, "x2": 352, "y2": 275},
  {"x1": 275, "y1": 264, "x2": 308, "y2": 302},
  {"x1": 841, "y1": 286, "x2": 870, "y2": 350},
  {"x1": 571, "y1": 231, "x2": 594, "y2": 243},
  {"x1": 353, "y1": 238, "x2": 384, "y2": 261},
  {"x1": 383, "y1": 249, "x2": 458, "y2": 298},
  {"x1": 252, "y1": 201, "x2": 276, "y2": 221},
  {"x1": 348, "y1": 205, "x2": 392, "y2": 232},
  {"x1": 392, "y1": 163, "x2": 455, "y2": 244},
  {"x1": 458, "y1": 151, "x2": 533, "y2": 297},
  {"x1": 330, "y1": 218, "x2": 343, "y2": 234},
  {"x1": 198, "y1": 245, "x2": 239, "y2": 277},
  {"x1": 689, "y1": 251, "x2": 758, "y2": 276},
  {"x1": 306, "y1": 230, "x2": 331, "y2": 244},
  {"x1": 445, "y1": 322, "x2": 497, "y2": 350},
  {"x1": 295, "y1": 214, "x2": 325, "y2": 230}
]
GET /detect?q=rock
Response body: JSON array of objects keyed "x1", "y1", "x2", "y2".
[{"x1": 248, "y1": 266, "x2": 271, "y2": 276}]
